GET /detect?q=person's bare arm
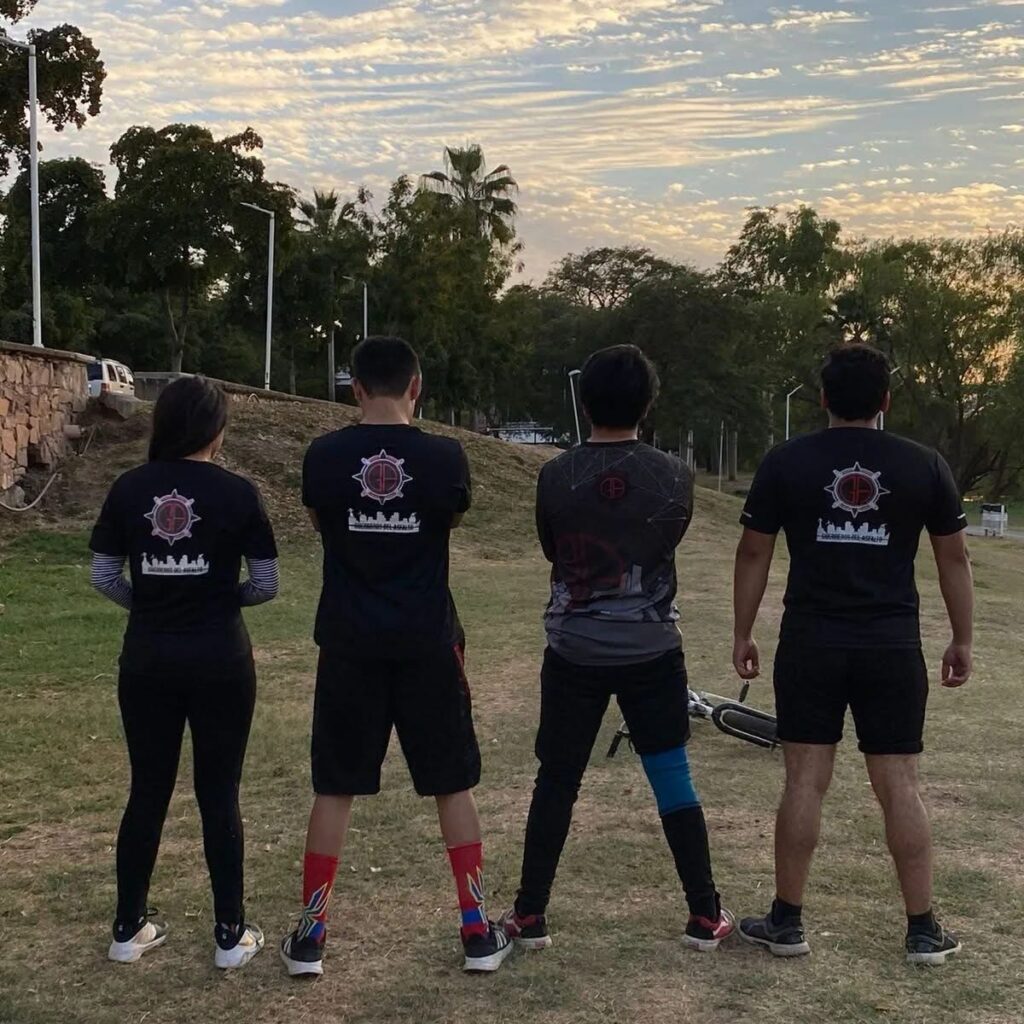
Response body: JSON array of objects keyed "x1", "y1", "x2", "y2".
[
  {"x1": 307, "y1": 508, "x2": 320, "y2": 533},
  {"x1": 733, "y1": 528, "x2": 777, "y2": 679},
  {"x1": 930, "y1": 530, "x2": 974, "y2": 687}
]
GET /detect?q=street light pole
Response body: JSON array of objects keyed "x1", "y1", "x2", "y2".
[
  {"x1": 785, "y1": 383, "x2": 804, "y2": 441},
  {"x1": 2, "y1": 34, "x2": 42, "y2": 347},
  {"x1": 344, "y1": 276, "x2": 369, "y2": 340},
  {"x1": 241, "y1": 203, "x2": 275, "y2": 390},
  {"x1": 568, "y1": 369, "x2": 583, "y2": 446},
  {"x1": 879, "y1": 365, "x2": 902, "y2": 430}
]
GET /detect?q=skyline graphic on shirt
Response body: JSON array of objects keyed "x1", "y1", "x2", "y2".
[
  {"x1": 816, "y1": 519, "x2": 891, "y2": 547},
  {"x1": 141, "y1": 553, "x2": 211, "y2": 575}
]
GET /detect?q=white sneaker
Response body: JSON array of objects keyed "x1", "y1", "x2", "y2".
[
  {"x1": 108, "y1": 914, "x2": 168, "y2": 964},
  {"x1": 215, "y1": 924, "x2": 266, "y2": 970}
]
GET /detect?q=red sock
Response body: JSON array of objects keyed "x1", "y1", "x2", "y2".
[
  {"x1": 447, "y1": 842, "x2": 488, "y2": 939},
  {"x1": 300, "y1": 852, "x2": 339, "y2": 944}
]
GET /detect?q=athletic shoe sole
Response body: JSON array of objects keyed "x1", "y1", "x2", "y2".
[
  {"x1": 739, "y1": 928, "x2": 811, "y2": 958},
  {"x1": 512, "y1": 935, "x2": 553, "y2": 951},
  {"x1": 280, "y1": 941, "x2": 324, "y2": 978},
  {"x1": 463, "y1": 938, "x2": 515, "y2": 973},
  {"x1": 215, "y1": 930, "x2": 266, "y2": 970},
  {"x1": 907, "y1": 941, "x2": 962, "y2": 966},
  {"x1": 108, "y1": 933, "x2": 168, "y2": 964}
]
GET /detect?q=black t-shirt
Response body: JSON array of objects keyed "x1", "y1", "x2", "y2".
[
  {"x1": 302, "y1": 424, "x2": 471, "y2": 657},
  {"x1": 537, "y1": 441, "x2": 693, "y2": 666},
  {"x1": 90, "y1": 460, "x2": 277, "y2": 669},
  {"x1": 741, "y1": 429, "x2": 966, "y2": 648}
]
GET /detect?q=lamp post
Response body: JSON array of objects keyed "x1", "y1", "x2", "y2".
[
  {"x1": 2, "y1": 33, "x2": 42, "y2": 348},
  {"x1": 240, "y1": 202, "x2": 275, "y2": 390},
  {"x1": 785, "y1": 383, "x2": 804, "y2": 441},
  {"x1": 344, "y1": 276, "x2": 369, "y2": 340},
  {"x1": 879, "y1": 365, "x2": 902, "y2": 430},
  {"x1": 568, "y1": 369, "x2": 583, "y2": 446}
]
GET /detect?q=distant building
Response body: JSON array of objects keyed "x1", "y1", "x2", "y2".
[{"x1": 489, "y1": 422, "x2": 556, "y2": 446}]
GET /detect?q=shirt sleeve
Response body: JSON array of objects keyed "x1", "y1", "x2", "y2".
[
  {"x1": 89, "y1": 481, "x2": 127, "y2": 555},
  {"x1": 449, "y1": 445, "x2": 472, "y2": 515},
  {"x1": 740, "y1": 449, "x2": 784, "y2": 535},
  {"x1": 926, "y1": 453, "x2": 967, "y2": 536},
  {"x1": 535, "y1": 465, "x2": 556, "y2": 562},
  {"x1": 301, "y1": 443, "x2": 317, "y2": 510},
  {"x1": 242, "y1": 485, "x2": 278, "y2": 559}
]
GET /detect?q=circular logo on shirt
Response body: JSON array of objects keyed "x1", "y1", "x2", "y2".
[
  {"x1": 144, "y1": 489, "x2": 202, "y2": 545},
  {"x1": 825, "y1": 463, "x2": 890, "y2": 517},
  {"x1": 353, "y1": 449, "x2": 413, "y2": 505},
  {"x1": 598, "y1": 471, "x2": 629, "y2": 501}
]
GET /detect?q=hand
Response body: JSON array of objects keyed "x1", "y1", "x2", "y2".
[
  {"x1": 941, "y1": 642, "x2": 972, "y2": 688},
  {"x1": 733, "y1": 637, "x2": 760, "y2": 680}
]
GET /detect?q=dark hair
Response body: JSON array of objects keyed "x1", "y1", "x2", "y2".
[
  {"x1": 351, "y1": 336, "x2": 421, "y2": 398},
  {"x1": 820, "y1": 344, "x2": 891, "y2": 421},
  {"x1": 148, "y1": 376, "x2": 228, "y2": 461},
  {"x1": 579, "y1": 345, "x2": 660, "y2": 429}
]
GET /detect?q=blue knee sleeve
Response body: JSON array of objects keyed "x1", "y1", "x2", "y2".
[{"x1": 641, "y1": 746, "x2": 700, "y2": 816}]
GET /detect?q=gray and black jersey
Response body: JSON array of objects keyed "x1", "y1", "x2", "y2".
[{"x1": 536, "y1": 441, "x2": 693, "y2": 667}]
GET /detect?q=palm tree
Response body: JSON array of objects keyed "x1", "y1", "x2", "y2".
[
  {"x1": 420, "y1": 144, "x2": 518, "y2": 245},
  {"x1": 292, "y1": 190, "x2": 367, "y2": 396}
]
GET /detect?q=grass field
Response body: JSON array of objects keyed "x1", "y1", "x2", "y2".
[{"x1": 2, "y1": 422, "x2": 1024, "y2": 1024}]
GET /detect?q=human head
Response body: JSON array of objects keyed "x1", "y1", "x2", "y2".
[
  {"x1": 579, "y1": 344, "x2": 660, "y2": 429},
  {"x1": 149, "y1": 376, "x2": 228, "y2": 461},
  {"x1": 351, "y1": 336, "x2": 422, "y2": 411},
  {"x1": 820, "y1": 344, "x2": 892, "y2": 423}
]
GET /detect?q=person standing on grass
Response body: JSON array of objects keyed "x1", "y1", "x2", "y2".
[
  {"x1": 89, "y1": 376, "x2": 279, "y2": 969},
  {"x1": 280, "y1": 335, "x2": 512, "y2": 978},
  {"x1": 500, "y1": 344, "x2": 736, "y2": 954},
  {"x1": 733, "y1": 343, "x2": 973, "y2": 966}
]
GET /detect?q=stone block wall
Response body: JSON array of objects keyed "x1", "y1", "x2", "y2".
[{"x1": 0, "y1": 340, "x2": 91, "y2": 496}]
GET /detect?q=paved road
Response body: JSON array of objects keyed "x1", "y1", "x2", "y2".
[{"x1": 967, "y1": 526, "x2": 1024, "y2": 541}]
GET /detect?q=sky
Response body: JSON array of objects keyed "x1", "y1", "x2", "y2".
[{"x1": 16, "y1": 0, "x2": 1024, "y2": 278}]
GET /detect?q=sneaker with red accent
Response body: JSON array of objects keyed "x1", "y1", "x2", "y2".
[
  {"x1": 497, "y1": 907, "x2": 552, "y2": 950},
  {"x1": 683, "y1": 907, "x2": 736, "y2": 952}
]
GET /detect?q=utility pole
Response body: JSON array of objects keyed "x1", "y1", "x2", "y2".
[{"x1": 1, "y1": 35, "x2": 42, "y2": 347}]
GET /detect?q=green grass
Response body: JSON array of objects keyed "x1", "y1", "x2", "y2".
[{"x1": 2, "y1": 497, "x2": 1024, "y2": 1024}]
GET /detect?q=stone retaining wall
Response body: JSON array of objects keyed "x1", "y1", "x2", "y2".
[{"x1": 0, "y1": 340, "x2": 92, "y2": 496}]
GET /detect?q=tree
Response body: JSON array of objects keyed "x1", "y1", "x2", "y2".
[
  {"x1": 93, "y1": 123, "x2": 290, "y2": 373},
  {"x1": 420, "y1": 144, "x2": 519, "y2": 246},
  {"x1": 545, "y1": 247, "x2": 674, "y2": 309},
  {"x1": 853, "y1": 237, "x2": 1024, "y2": 494},
  {"x1": 1, "y1": 156, "x2": 106, "y2": 296},
  {"x1": 1, "y1": 1, "x2": 105, "y2": 177}
]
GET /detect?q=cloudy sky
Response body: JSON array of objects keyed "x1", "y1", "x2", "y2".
[{"x1": 18, "y1": 0, "x2": 1024, "y2": 277}]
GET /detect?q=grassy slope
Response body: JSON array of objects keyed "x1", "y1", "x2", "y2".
[{"x1": 1, "y1": 410, "x2": 1024, "y2": 1024}]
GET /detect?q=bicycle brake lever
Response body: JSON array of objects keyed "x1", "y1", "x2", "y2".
[{"x1": 739, "y1": 682, "x2": 750, "y2": 704}]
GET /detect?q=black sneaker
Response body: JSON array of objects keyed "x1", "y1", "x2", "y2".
[
  {"x1": 906, "y1": 926, "x2": 961, "y2": 966},
  {"x1": 280, "y1": 929, "x2": 325, "y2": 978},
  {"x1": 497, "y1": 907, "x2": 552, "y2": 950},
  {"x1": 462, "y1": 923, "x2": 515, "y2": 972},
  {"x1": 739, "y1": 910, "x2": 811, "y2": 957},
  {"x1": 108, "y1": 908, "x2": 168, "y2": 964}
]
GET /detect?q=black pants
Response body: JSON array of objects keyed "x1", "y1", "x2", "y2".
[
  {"x1": 516, "y1": 648, "x2": 717, "y2": 919},
  {"x1": 115, "y1": 660, "x2": 256, "y2": 925}
]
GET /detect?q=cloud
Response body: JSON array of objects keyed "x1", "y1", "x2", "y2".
[{"x1": 725, "y1": 68, "x2": 782, "y2": 80}]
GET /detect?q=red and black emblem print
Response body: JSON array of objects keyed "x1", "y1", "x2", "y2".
[
  {"x1": 353, "y1": 449, "x2": 413, "y2": 506},
  {"x1": 825, "y1": 463, "x2": 890, "y2": 517},
  {"x1": 598, "y1": 471, "x2": 629, "y2": 502},
  {"x1": 144, "y1": 489, "x2": 201, "y2": 546}
]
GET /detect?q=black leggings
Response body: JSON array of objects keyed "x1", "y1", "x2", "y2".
[{"x1": 115, "y1": 662, "x2": 256, "y2": 926}]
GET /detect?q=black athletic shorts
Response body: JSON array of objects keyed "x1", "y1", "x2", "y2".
[
  {"x1": 773, "y1": 640, "x2": 929, "y2": 755},
  {"x1": 311, "y1": 643, "x2": 481, "y2": 797},
  {"x1": 536, "y1": 647, "x2": 690, "y2": 772}
]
